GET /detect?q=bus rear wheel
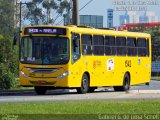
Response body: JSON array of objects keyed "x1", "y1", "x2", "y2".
[
  {"x1": 77, "y1": 74, "x2": 89, "y2": 94},
  {"x1": 34, "y1": 86, "x2": 47, "y2": 95},
  {"x1": 114, "y1": 73, "x2": 130, "y2": 91}
]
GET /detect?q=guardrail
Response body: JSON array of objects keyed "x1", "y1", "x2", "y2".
[{"x1": 152, "y1": 62, "x2": 160, "y2": 76}]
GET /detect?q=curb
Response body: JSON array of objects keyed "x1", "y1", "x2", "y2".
[
  {"x1": 129, "y1": 90, "x2": 160, "y2": 94},
  {"x1": 0, "y1": 89, "x2": 69, "y2": 96},
  {"x1": 0, "y1": 90, "x2": 35, "y2": 96}
]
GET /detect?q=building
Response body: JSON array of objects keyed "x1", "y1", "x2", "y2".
[
  {"x1": 80, "y1": 15, "x2": 103, "y2": 28},
  {"x1": 139, "y1": 11, "x2": 158, "y2": 23},
  {"x1": 64, "y1": 15, "x2": 103, "y2": 28},
  {"x1": 119, "y1": 11, "x2": 159, "y2": 25},
  {"x1": 139, "y1": 12, "x2": 149, "y2": 23},
  {"x1": 147, "y1": 11, "x2": 159, "y2": 22},
  {"x1": 128, "y1": 11, "x2": 139, "y2": 23},
  {"x1": 107, "y1": 9, "x2": 113, "y2": 28},
  {"x1": 119, "y1": 13, "x2": 129, "y2": 25},
  {"x1": 119, "y1": 11, "x2": 139, "y2": 25}
]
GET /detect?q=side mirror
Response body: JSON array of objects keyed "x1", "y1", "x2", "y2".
[{"x1": 13, "y1": 36, "x2": 17, "y2": 45}]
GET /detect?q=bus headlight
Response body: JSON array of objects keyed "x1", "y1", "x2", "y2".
[
  {"x1": 19, "y1": 71, "x2": 28, "y2": 78},
  {"x1": 57, "y1": 71, "x2": 70, "y2": 79}
]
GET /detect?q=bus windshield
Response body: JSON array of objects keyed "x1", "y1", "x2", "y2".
[{"x1": 20, "y1": 36, "x2": 70, "y2": 65}]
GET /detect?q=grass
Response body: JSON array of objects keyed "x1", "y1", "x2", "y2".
[
  {"x1": 10, "y1": 86, "x2": 34, "y2": 90},
  {"x1": 0, "y1": 100, "x2": 160, "y2": 120}
]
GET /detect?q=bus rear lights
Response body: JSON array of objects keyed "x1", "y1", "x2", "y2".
[
  {"x1": 57, "y1": 71, "x2": 70, "y2": 79},
  {"x1": 19, "y1": 71, "x2": 29, "y2": 78}
]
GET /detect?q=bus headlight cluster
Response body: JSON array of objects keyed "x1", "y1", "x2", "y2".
[
  {"x1": 19, "y1": 71, "x2": 28, "y2": 78},
  {"x1": 57, "y1": 71, "x2": 70, "y2": 79}
]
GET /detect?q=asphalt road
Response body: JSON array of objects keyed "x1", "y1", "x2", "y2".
[
  {"x1": 0, "y1": 80, "x2": 160, "y2": 103},
  {"x1": 131, "y1": 80, "x2": 160, "y2": 90}
]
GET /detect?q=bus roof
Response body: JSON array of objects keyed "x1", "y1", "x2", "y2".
[
  {"x1": 66, "y1": 25, "x2": 151, "y2": 38},
  {"x1": 22, "y1": 25, "x2": 151, "y2": 38}
]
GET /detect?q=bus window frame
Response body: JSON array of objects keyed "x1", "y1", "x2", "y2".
[
  {"x1": 116, "y1": 36, "x2": 127, "y2": 56},
  {"x1": 137, "y1": 38, "x2": 148, "y2": 57},
  {"x1": 92, "y1": 35, "x2": 105, "y2": 56},
  {"x1": 81, "y1": 34, "x2": 93, "y2": 56},
  {"x1": 105, "y1": 36, "x2": 116, "y2": 56},
  {"x1": 127, "y1": 37, "x2": 137, "y2": 57}
]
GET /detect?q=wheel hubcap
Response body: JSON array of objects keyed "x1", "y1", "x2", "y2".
[
  {"x1": 82, "y1": 78, "x2": 87, "y2": 89},
  {"x1": 124, "y1": 78, "x2": 129, "y2": 90}
]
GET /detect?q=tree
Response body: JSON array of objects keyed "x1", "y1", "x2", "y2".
[
  {"x1": 25, "y1": 0, "x2": 70, "y2": 25},
  {"x1": 26, "y1": 1, "x2": 44, "y2": 25},
  {"x1": 42, "y1": 0, "x2": 58, "y2": 24},
  {"x1": 0, "y1": 0, "x2": 19, "y2": 89},
  {"x1": 0, "y1": 0, "x2": 15, "y2": 36},
  {"x1": 0, "y1": 35, "x2": 19, "y2": 89}
]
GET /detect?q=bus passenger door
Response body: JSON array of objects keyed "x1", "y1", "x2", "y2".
[
  {"x1": 71, "y1": 33, "x2": 82, "y2": 86},
  {"x1": 72, "y1": 33, "x2": 80, "y2": 64}
]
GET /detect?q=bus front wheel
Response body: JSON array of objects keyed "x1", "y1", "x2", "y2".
[
  {"x1": 114, "y1": 73, "x2": 130, "y2": 91},
  {"x1": 77, "y1": 74, "x2": 89, "y2": 94},
  {"x1": 34, "y1": 86, "x2": 47, "y2": 95}
]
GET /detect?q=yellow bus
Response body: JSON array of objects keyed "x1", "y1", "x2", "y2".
[{"x1": 19, "y1": 25, "x2": 151, "y2": 95}]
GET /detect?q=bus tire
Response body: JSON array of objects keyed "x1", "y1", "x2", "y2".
[
  {"x1": 146, "y1": 82, "x2": 149, "y2": 86},
  {"x1": 77, "y1": 74, "x2": 89, "y2": 94},
  {"x1": 114, "y1": 73, "x2": 130, "y2": 91},
  {"x1": 34, "y1": 86, "x2": 47, "y2": 95}
]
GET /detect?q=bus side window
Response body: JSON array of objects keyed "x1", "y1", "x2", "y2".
[
  {"x1": 116, "y1": 37, "x2": 126, "y2": 56},
  {"x1": 81, "y1": 34, "x2": 92, "y2": 55},
  {"x1": 93, "y1": 35, "x2": 104, "y2": 56},
  {"x1": 72, "y1": 33, "x2": 80, "y2": 63},
  {"x1": 137, "y1": 38, "x2": 147, "y2": 57},
  {"x1": 127, "y1": 37, "x2": 137, "y2": 56},
  {"x1": 105, "y1": 36, "x2": 116, "y2": 56}
]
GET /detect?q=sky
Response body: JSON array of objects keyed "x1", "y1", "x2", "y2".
[
  {"x1": 23, "y1": 0, "x2": 160, "y2": 27},
  {"x1": 79, "y1": 0, "x2": 160, "y2": 27}
]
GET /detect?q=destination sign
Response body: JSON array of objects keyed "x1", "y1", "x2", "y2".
[{"x1": 24, "y1": 27, "x2": 66, "y2": 35}]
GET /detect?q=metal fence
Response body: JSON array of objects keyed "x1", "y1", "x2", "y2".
[{"x1": 152, "y1": 62, "x2": 160, "y2": 76}]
